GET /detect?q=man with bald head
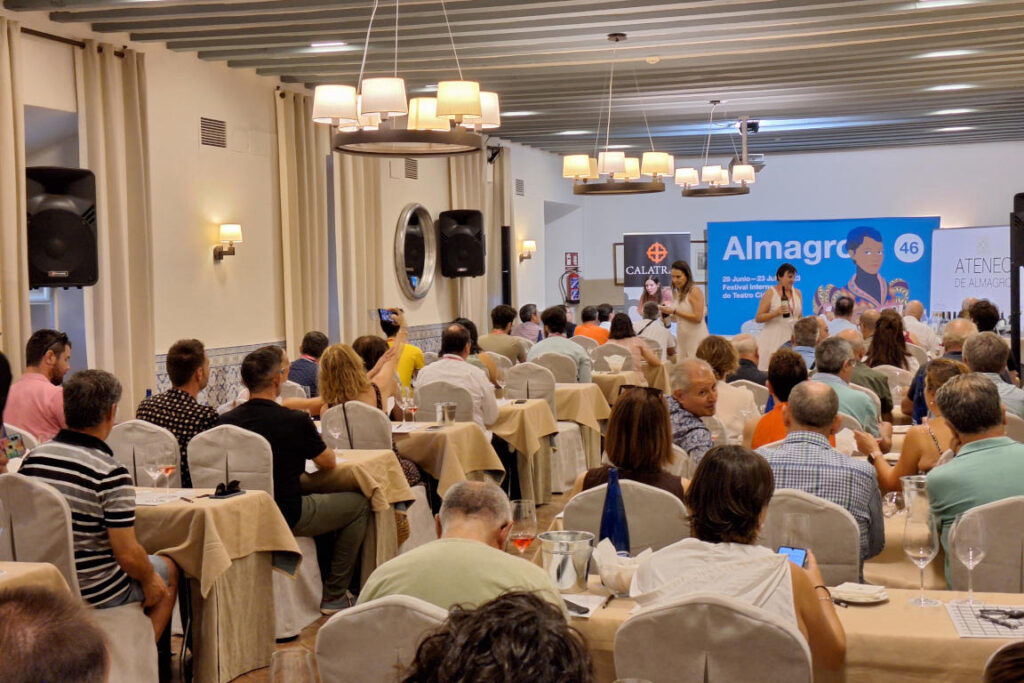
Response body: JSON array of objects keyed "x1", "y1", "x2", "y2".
[
  {"x1": 837, "y1": 329, "x2": 894, "y2": 421},
  {"x1": 902, "y1": 300, "x2": 939, "y2": 355},
  {"x1": 858, "y1": 309, "x2": 879, "y2": 342},
  {"x1": 669, "y1": 359, "x2": 716, "y2": 463},
  {"x1": 726, "y1": 333, "x2": 767, "y2": 386},
  {"x1": 415, "y1": 324, "x2": 499, "y2": 431},
  {"x1": 757, "y1": 381, "x2": 884, "y2": 561},
  {"x1": 903, "y1": 317, "x2": 978, "y2": 423}
]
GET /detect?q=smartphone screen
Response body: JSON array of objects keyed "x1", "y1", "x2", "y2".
[
  {"x1": 777, "y1": 545, "x2": 808, "y2": 568},
  {"x1": 378, "y1": 308, "x2": 394, "y2": 324}
]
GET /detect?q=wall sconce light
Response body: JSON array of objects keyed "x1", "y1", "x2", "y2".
[
  {"x1": 519, "y1": 239, "x2": 537, "y2": 263},
  {"x1": 214, "y1": 223, "x2": 243, "y2": 262}
]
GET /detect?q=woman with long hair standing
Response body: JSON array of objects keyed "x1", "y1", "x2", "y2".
[
  {"x1": 659, "y1": 260, "x2": 708, "y2": 360},
  {"x1": 755, "y1": 263, "x2": 802, "y2": 370}
]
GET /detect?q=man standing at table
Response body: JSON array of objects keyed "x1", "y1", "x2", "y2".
[
  {"x1": 288, "y1": 331, "x2": 329, "y2": 398},
  {"x1": 218, "y1": 346, "x2": 370, "y2": 613},
  {"x1": 3, "y1": 329, "x2": 72, "y2": 442},
  {"x1": 668, "y1": 359, "x2": 716, "y2": 463},
  {"x1": 136, "y1": 339, "x2": 218, "y2": 488},
  {"x1": 19, "y1": 370, "x2": 179, "y2": 644},
  {"x1": 527, "y1": 306, "x2": 592, "y2": 383},
  {"x1": 478, "y1": 304, "x2": 527, "y2": 364}
]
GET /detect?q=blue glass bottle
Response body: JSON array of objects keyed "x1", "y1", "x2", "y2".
[{"x1": 599, "y1": 467, "x2": 630, "y2": 555}]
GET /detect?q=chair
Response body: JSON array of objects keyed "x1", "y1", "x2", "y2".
[
  {"x1": 422, "y1": 351, "x2": 439, "y2": 366},
  {"x1": 613, "y1": 593, "x2": 812, "y2": 683},
  {"x1": 666, "y1": 444, "x2": 697, "y2": 478},
  {"x1": 570, "y1": 335, "x2": 598, "y2": 352},
  {"x1": 702, "y1": 415, "x2": 727, "y2": 446},
  {"x1": 849, "y1": 382, "x2": 882, "y2": 419},
  {"x1": 517, "y1": 338, "x2": 534, "y2": 352},
  {"x1": 107, "y1": 420, "x2": 182, "y2": 488},
  {"x1": 837, "y1": 412, "x2": 863, "y2": 431},
  {"x1": 563, "y1": 480, "x2": 688, "y2": 556},
  {"x1": 398, "y1": 485, "x2": 436, "y2": 555},
  {"x1": 2, "y1": 423, "x2": 38, "y2": 450},
  {"x1": 280, "y1": 380, "x2": 307, "y2": 399},
  {"x1": 949, "y1": 496, "x2": 1024, "y2": 593},
  {"x1": 0, "y1": 473, "x2": 159, "y2": 683},
  {"x1": 321, "y1": 402, "x2": 393, "y2": 450},
  {"x1": 591, "y1": 343, "x2": 634, "y2": 372},
  {"x1": 873, "y1": 364, "x2": 914, "y2": 394},
  {"x1": 187, "y1": 425, "x2": 323, "y2": 640},
  {"x1": 314, "y1": 595, "x2": 448, "y2": 683},
  {"x1": 483, "y1": 351, "x2": 513, "y2": 372},
  {"x1": 906, "y1": 343, "x2": 929, "y2": 369},
  {"x1": 533, "y1": 353, "x2": 578, "y2": 383},
  {"x1": 414, "y1": 381, "x2": 475, "y2": 423},
  {"x1": 758, "y1": 489, "x2": 861, "y2": 585},
  {"x1": 641, "y1": 336, "x2": 662, "y2": 358},
  {"x1": 729, "y1": 380, "x2": 769, "y2": 413},
  {"x1": 1005, "y1": 413, "x2": 1024, "y2": 444}
]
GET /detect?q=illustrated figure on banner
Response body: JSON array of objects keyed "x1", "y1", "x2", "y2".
[
  {"x1": 660, "y1": 260, "x2": 708, "y2": 359},
  {"x1": 814, "y1": 226, "x2": 909, "y2": 320}
]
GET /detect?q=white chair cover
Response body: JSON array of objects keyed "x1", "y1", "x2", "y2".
[
  {"x1": 280, "y1": 380, "x2": 307, "y2": 399},
  {"x1": 837, "y1": 412, "x2": 863, "y2": 431},
  {"x1": 848, "y1": 383, "x2": 882, "y2": 419},
  {"x1": 533, "y1": 353, "x2": 578, "y2": 383},
  {"x1": 483, "y1": 351, "x2": 513, "y2": 372},
  {"x1": 422, "y1": 351, "x2": 439, "y2": 366},
  {"x1": 314, "y1": 594, "x2": 448, "y2": 683},
  {"x1": 666, "y1": 444, "x2": 697, "y2": 478},
  {"x1": 0, "y1": 474, "x2": 158, "y2": 683},
  {"x1": 642, "y1": 337, "x2": 662, "y2": 357},
  {"x1": 729, "y1": 380, "x2": 769, "y2": 413},
  {"x1": 613, "y1": 592, "x2": 812, "y2": 683},
  {"x1": 398, "y1": 485, "x2": 436, "y2": 555},
  {"x1": 758, "y1": 488, "x2": 861, "y2": 585},
  {"x1": 873, "y1": 364, "x2": 914, "y2": 393},
  {"x1": 563, "y1": 480, "x2": 688, "y2": 556},
  {"x1": 321, "y1": 402, "x2": 393, "y2": 450},
  {"x1": 107, "y1": 420, "x2": 182, "y2": 488},
  {"x1": 591, "y1": 343, "x2": 634, "y2": 372},
  {"x1": 3, "y1": 423, "x2": 38, "y2": 449},
  {"x1": 949, "y1": 496, "x2": 1024, "y2": 593},
  {"x1": 1005, "y1": 413, "x2": 1024, "y2": 444},
  {"x1": 518, "y1": 339, "x2": 534, "y2": 351},
  {"x1": 906, "y1": 343, "x2": 929, "y2": 369},
  {"x1": 701, "y1": 415, "x2": 728, "y2": 445},
  {"x1": 414, "y1": 381, "x2": 475, "y2": 423},
  {"x1": 505, "y1": 363, "x2": 556, "y2": 414},
  {"x1": 570, "y1": 335, "x2": 598, "y2": 352}
]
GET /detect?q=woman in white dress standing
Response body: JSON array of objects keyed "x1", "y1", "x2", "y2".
[
  {"x1": 659, "y1": 260, "x2": 708, "y2": 360},
  {"x1": 755, "y1": 262, "x2": 802, "y2": 370}
]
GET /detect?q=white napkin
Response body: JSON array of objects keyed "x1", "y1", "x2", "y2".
[
  {"x1": 592, "y1": 538, "x2": 651, "y2": 595},
  {"x1": 832, "y1": 582, "x2": 888, "y2": 602}
]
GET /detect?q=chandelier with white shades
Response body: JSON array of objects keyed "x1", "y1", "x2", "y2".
[
  {"x1": 676, "y1": 101, "x2": 757, "y2": 197},
  {"x1": 311, "y1": 0, "x2": 498, "y2": 157}
]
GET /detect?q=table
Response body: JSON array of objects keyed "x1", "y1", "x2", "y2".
[
  {"x1": 572, "y1": 576, "x2": 1022, "y2": 683},
  {"x1": 492, "y1": 399, "x2": 559, "y2": 504},
  {"x1": 555, "y1": 383, "x2": 610, "y2": 469},
  {"x1": 591, "y1": 371, "x2": 646, "y2": 405},
  {"x1": 642, "y1": 364, "x2": 672, "y2": 394},
  {"x1": 394, "y1": 422, "x2": 505, "y2": 497},
  {"x1": 134, "y1": 488, "x2": 301, "y2": 683},
  {"x1": 864, "y1": 511, "x2": 947, "y2": 590},
  {"x1": 0, "y1": 561, "x2": 70, "y2": 594},
  {"x1": 301, "y1": 449, "x2": 415, "y2": 585}
]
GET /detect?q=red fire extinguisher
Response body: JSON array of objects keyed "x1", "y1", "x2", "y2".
[{"x1": 561, "y1": 269, "x2": 581, "y2": 304}]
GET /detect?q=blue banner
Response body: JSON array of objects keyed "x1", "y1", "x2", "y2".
[{"x1": 706, "y1": 217, "x2": 938, "y2": 335}]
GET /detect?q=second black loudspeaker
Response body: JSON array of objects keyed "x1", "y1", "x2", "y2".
[{"x1": 438, "y1": 209, "x2": 485, "y2": 277}]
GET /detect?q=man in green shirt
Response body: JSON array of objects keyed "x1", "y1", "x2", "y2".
[{"x1": 837, "y1": 329, "x2": 894, "y2": 421}]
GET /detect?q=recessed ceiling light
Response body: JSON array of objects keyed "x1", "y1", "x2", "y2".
[
  {"x1": 645, "y1": 56, "x2": 660, "y2": 65},
  {"x1": 926, "y1": 84, "x2": 976, "y2": 91},
  {"x1": 413, "y1": 84, "x2": 438, "y2": 93},
  {"x1": 929, "y1": 108, "x2": 977, "y2": 115},
  {"x1": 502, "y1": 111, "x2": 539, "y2": 117},
  {"x1": 307, "y1": 41, "x2": 350, "y2": 53},
  {"x1": 912, "y1": 0, "x2": 979, "y2": 7},
  {"x1": 605, "y1": 144, "x2": 633, "y2": 149},
  {"x1": 914, "y1": 49, "x2": 978, "y2": 59},
  {"x1": 556, "y1": 130, "x2": 591, "y2": 136},
  {"x1": 935, "y1": 126, "x2": 975, "y2": 132}
]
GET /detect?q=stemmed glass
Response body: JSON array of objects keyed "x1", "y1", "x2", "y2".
[
  {"x1": 495, "y1": 373, "x2": 507, "y2": 400},
  {"x1": 951, "y1": 513, "x2": 985, "y2": 606},
  {"x1": 142, "y1": 450, "x2": 176, "y2": 489},
  {"x1": 882, "y1": 491, "x2": 904, "y2": 518},
  {"x1": 509, "y1": 499, "x2": 538, "y2": 555},
  {"x1": 401, "y1": 386, "x2": 418, "y2": 424},
  {"x1": 903, "y1": 508, "x2": 941, "y2": 607}
]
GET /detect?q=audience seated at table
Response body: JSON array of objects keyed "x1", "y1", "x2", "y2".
[
  {"x1": 454, "y1": 316, "x2": 501, "y2": 387},
  {"x1": 725, "y1": 333, "x2": 767, "y2": 386},
  {"x1": 416, "y1": 324, "x2": 500, "y2": 432},
  {"x1": 571, "y1": 305, "x2": 609, "y2": 345},
  {"x1": 511, "y1": 303, "x2": 543, "y2": 344},
  {"x1": 597, "y1": 303, "x2": 615, "y2": 331},
  {"x1": 668, "y1": 359, "x2": 716, "y2": 463},
  {"x1": 858, "y1": 309, "x2": 879, "y2": 344},
  {"x1": 320, "y1": 310, "x2": 408, "y2": 416},
  {"x1": 696, "y1": 335, "x2": 758, "y2": 445},
  {"x1": 2, "y1": 329, "x2": 72, "y2": 443},
  {"x1": 968, "y1": 298, "x2": 1001, "y2": 333},
  {"x1": 526, "y1": 306, "x2": 592, "y2": 383},
  {"x1": 633, "y1": 302, "x2": 676, "y2": 361},
  {"x1": 856, "y1": 358, "x2": 968, "y2": 493},
  {"x1": 380, "y1": 310, "x2": 425, "y2": 388},
  {"x1": 287, "y1": 330, "x2": 329, "y2": 398},
  {"x1": 752, "y1": 348, "x2": 839, "y2": 450},
  {"x1": 789, "y1": 316, "x2": 820, "y2": 370},
  {"x1": 963, "y1": 332, "x2": 1024, "y2": 419},
  {"x1": 351, "y1": 334, "x2": 390, "y2": 374},
  {"x1": 607, "y1": 313, "x2": 662, "y2": 373},
  {"x1": 836, "y1": 329, "x2": 894, "y2": 422},
  {"x1": 903, "y1": 317, "x2": 976, "y2": 423},
  {"x1": 357, "y1": 481, "x2": 565, "y2": 614},
  {"x1": 567, "y1": 386, "x2": 686, "y2": 504},
  {"x1": 866, "y1": 309, "x2": 919, "y2": 373},
  {"x1": 827, "y1": 296, "x2": 858, "y2": 336},
  {"x1": 812, "y1": 337, "x2": 892, "y2": 452},
  {"x1": 757, "y1": 381, "x2": 884, "y2": 561},
  {"x1": 403, "y1": 592, "x2": 592, "y2": 683},
  {"x1": 902, "y1": 300, "x2": 940, "y2": 355},
  {"x1": 0, "y1": 586, "x2": 110, "y2": 683},
  {"x1": 218, "y1": 346, "x2": 370, "y2": 614},
  {"x1": 927, "y1": 373, "x2": 1024, "y2": 584},
  {"x1": 136, "y1": 338, "x2": 219, "y2": 488},
  {"x1": 630, "y1": 445, "x2": 845, "y2": 672},
  {"x1": 479, "y1": 304, "x2": 527, "y2": 363},
  {"x1": 19, "y1": 370, "x2": 179, "y2": 639}
]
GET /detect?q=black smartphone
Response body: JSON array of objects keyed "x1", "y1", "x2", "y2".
[
  {"x1": 377, "y1": 308, "x2": 395, "y2": 324},
  {"x1": 514, "y1": 399, "x2": 528, "y2": 404},
  {"x1": 777, "y1": 545, "x2": 808, "y2": 568}
]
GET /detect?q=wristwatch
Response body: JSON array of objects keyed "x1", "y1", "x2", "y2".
[{"x1": 866, "y1": 451, "x2": 881, "y2": 465}]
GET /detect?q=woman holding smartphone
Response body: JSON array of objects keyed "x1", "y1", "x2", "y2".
[{"x1": 658, "y1": 260, "x2": 708, "y2": 360}]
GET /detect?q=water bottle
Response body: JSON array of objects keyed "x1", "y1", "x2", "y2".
[{"x1": 599, "y1": 467, "x2": 630, "y2": 555}]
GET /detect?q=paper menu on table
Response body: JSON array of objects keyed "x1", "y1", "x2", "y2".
[
  {"x1": 391, "y1": 423, "x2": 426, "y2": 433},
  {"x1": 946, "y1": 603, "x2": 1024, "y2": 638},
  {"x1": 135, "y1": 490, "x2": 191, "y2": 506}
]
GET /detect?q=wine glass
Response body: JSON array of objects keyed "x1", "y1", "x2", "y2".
[
  {"x1": 903, "y1": 508, "x2": 941, "y2": 607},
  {"x1": 951, "y1": 513, "x2": 986, "y2": 606},
  {"x1": 269, "y1": 649, "x2": 315, "y2": 683},
  {"x1": 509, "y1": 499, "x2": 538, "y2": 555},
  {"x1": 142, "y1": 451, "x2": 176, "y2": 489},
  {"x1": 495, "y1": 373, "x2": 507, "y2": 400},
  {"x1": 402, "y1": 388, "x2": 419, "y2": 423},
  {"x1": 882, "y1": 491, "x2": 904, "y2": 518}
]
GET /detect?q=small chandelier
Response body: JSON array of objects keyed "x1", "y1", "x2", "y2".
[
  {"x1": 676, "y1": 101, "x2": 757, "y2": 197},
  {"x1": 311, "y1": 0, "x2": 497, "y2": 157},
  {"x1": 562, "y1": 33, "x2": 669, "y2": 196}
]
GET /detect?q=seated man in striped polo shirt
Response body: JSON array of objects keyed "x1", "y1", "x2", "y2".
[{"x1": 20, "y1": 369, "x2": 179, "y2": 643}]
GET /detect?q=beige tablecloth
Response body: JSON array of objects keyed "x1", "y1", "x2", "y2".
[
  {"x1": 0, "y1": 561, "x2": 70, "y2": 594},
  {"x1": 642, "y1": 364, "x2": 672, "y2": 394},
  {"x1": 395, "y1": 423, "x2": 505, "y2": 497},
  {"x1": 556, "y1": 383, "x2": 610, "y2": 469},
  {"x1": 492, "y1": 399, "x2": 559, "y2": 505},
  {"x1": 591, "y1": 371, "x2": 646, "y2": 405},
  {"x1": 864, "y1": 511, "x2": 947, "y2": 590}
]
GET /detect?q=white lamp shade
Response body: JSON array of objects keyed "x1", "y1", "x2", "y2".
[
  {"x1": 597, "y1": 151, "x2": 626, "y2": 175},
  {"x1": 641, "y1": 151, "x2": 672, "y2": 178},
  {"x1": 522, "y1": 239, "x2": 537, "y2": 253},
  {"x1": 587, "y1": 157, "x2": 600, "y2": 180},
  {"x1": 357, "y1": 95, "x2": 382, "y2": 129},
  {"x1": 701, "y1": 164, "x2": 722, "y2": 184},
  {"x1": 667, "y1": 154, "x2": 675, "y2": 174},
  {"x1": 436, "y1": 80, "x2": 482, "y2": 118},
  {"x1": 732, "y1": 164, "x2": 756, "y2": 184},
  {"x1": 613, "y1": 157, "x2": 641, "y2": 180},
  {"x1": 361, "y1": 77, "x2": 408, "y2": 117},
  {"x1": 562, "y1": 154, "x2": 591, "y2": 179},
  {"x1": 312, "y1": 85, "x2": 358, "y2": 124},
  {"x1": 407, "y1": 97, "x2": 451, "y2": 131},
  {"x1": 718, "y1": 168, "x2": 731, "y2": 185},
  {"x1": 463, "y1": 91, "x2": 500, "y2": 129},
  {"x1": 219, "y1": 224, "x2": 243, "y2": 243},
  {"x1": 675, "y1": 167, "x2": 699, "y2": 186}
]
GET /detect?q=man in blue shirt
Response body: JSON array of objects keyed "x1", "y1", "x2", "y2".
[
  {"x1": 790, "y1": 316, "x2": 820, "y2": 370},
  {"x1": 902, "y1": 318, "x2": 975, "y2": 423},
  {"x1": 668, "y1": 359, "x2": 716, "y2": 463},
  {"x1": 288, "y1": 331, "x2": 329, "y2": 398},
  {"x1": 812, "y1": 337, "x2": 892, "y2": 453},
  {"x1": 526, "y1": 306, "x2": 592, "y2": 383}
]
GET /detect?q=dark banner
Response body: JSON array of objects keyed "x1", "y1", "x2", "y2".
[{"x1": 623, "y1": 232, "x2": 691, "y2": 320}]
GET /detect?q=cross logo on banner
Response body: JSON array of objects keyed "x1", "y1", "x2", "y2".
[{"x1": 646, "y1": 242, "x2": 668, "y2": 264}]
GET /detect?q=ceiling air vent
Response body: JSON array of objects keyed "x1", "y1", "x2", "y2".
[
  {"x1": 200, "y1": 117, "x2": 227, "y2": 148},
  {"x1": 515, "y1": 178, "x2": 525, "y2": 196},
  {"x1": 404, "y1": 158, "x2": 418, "y2": 180}
]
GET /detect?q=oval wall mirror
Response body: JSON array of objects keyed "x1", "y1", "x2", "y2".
[{"x1": 394, "y1": 203, "x2": 436, "y2": 300}]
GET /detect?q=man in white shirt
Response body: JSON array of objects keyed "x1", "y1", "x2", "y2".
[
  {"x1": 902, "y1": 300, "x2": 939, "y2": 355},
  {"x1": 527, "y1": 307, "x2": 592, "y2": 383},
  {"x1": 416, "y1": 324, "x2": 499, "y2": 431},
  {"x1": 633, "y1": 302, "x2": 676, "y2": 361},
  {"x1": 826, "y1": 296, "x2": 858, "y2": 336}
]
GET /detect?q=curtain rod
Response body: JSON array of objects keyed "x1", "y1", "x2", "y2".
[{"x1": 20, "y1": 27, "x2": 125, "y2": 58}]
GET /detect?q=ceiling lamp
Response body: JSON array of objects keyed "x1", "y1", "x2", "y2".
[
  {"x1": 563, "y1": 33, "x2": 667, "y2": 196},
  {"x1": 677, "y1": 102, "x2": 757, "y2": 197},
  {"x1": 314, "y1": 0, "x2": 495, "y2": 157}
]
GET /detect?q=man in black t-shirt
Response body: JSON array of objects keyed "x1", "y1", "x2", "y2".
[{"x1": 219, "y1": 346, "x2": 370, "y2": 614}]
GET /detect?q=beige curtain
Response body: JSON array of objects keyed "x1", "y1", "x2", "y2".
[
  {"x1": 487, "y1": 146, "x2": 512, "y2": 312},
  {"x1": 275, "y1": 90, "x2": 330, "y2": 354},
  {"x1": 76, "y1": 42, "x2": 155, "y2": 409},
  {"x1": 448, "y1": 151, "x2": 488, "y2": 326},
  {"x1": 334, "y1": 154, "x2": 383, "y2": 342},
  {"x1": 0, "y1": 18, "x2": 30, "y2": 373}
]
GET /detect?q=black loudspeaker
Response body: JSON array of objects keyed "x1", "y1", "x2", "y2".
[
  {"x1": 500, "y1": 225, "x2": 512, "y2": 305},
  {"x1": 27, "y1": 167, "x2": 98, "y2": 288},
  {"x1": 438, "y1": 209, "x2": 485, "y2": 277}
]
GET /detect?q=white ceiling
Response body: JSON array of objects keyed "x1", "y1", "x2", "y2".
[{"x1": 9, "y1": 0, "x2": 1024, "y2": 156}]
